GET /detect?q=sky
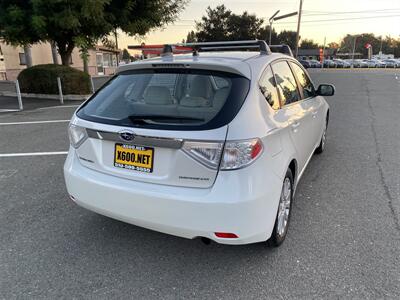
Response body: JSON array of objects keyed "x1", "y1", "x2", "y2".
[{"x1": 119, "y1": 0, "x2": 400, "y2": 51}]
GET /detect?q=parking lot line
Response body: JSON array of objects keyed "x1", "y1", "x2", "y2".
[
  {"x1": 0, "y1": 120, "x2": 70, "y2": 126},
  {"x1": 0, "y1": 151, "x2": 68, "y2": 157},
  {"x1": 0, "y1": 109, "x2": 21, "y2": 113}
]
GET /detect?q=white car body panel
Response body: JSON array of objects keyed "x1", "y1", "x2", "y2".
[
  {"x1": 64, "y1": 49, "x2": 330, "y2": 244},
  {"x1": 71, "y1": 116, "x2": 228, "y2": 188}
]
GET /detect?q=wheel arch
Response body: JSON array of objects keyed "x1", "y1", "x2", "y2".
[
  {"x1": 288, "y1": 159, "x2": 297, "y2": 184},
  {"x1": 326, "y1": 109, "x2": 330, "y2": 127}
]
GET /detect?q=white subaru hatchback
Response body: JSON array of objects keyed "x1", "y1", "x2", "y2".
[{"x1": 64, "y1": 41, "x2": 334, "y2": 246}]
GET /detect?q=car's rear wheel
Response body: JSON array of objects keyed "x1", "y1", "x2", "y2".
[{"x1": 267, "y1": 169, "x2": 293, "y2": 247}]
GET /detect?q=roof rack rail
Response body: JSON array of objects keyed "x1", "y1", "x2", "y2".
[
  {"x1": 177, "y1": 40, "x2": 271, "y2": 55},
  {"x1": 128, "y1": 40, "x2": 272, "y2": 56},
  {"x1": 269, "y1": 44, "x2": 293, "y2": 57}
]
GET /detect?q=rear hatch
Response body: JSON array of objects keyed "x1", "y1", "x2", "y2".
[{"x1": 74, "y1": 67, "x2": 250, "y2": 188}]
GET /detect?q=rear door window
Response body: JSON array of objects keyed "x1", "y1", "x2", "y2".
[
  {"x1": 271, "y1": 61, "x2": 301, "y2": 106},
  {"x1": 77, "y1": 69, "x2": 250, "y2": 130},
  {"x1": 259, "y1": 65, "x2": 280, "y2": 110},
  {"x1": 289, "y1": 62, "x2": 315, "y2": 99}
]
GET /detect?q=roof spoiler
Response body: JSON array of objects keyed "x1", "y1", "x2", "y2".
[
  {"x1": 269, "y1": 44, "x2": 294, "y2": 57},
  {"x1": 128, "y1": 40, "x2": 272, "y2": 56}
]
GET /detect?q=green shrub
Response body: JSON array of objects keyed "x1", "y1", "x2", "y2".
[{"x1": 18, "y1": 64, "x2": 91, "y2": 95}]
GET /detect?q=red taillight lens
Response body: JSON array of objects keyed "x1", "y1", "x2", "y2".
[
  {"x1": 215, "y1": 232, "x2": 239, "y2": 238},
  {"x1": 220, "y1": 138, "x2": 263, "y2": 170},
  {"x1": 250, "y1": 139, "x2": 263, "y2": 159}
]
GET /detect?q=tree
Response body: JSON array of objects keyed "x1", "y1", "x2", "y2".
[
  {"x1": 340, "y1": 33, "x2": 380, "y2": 55},
  {"x1": 194, "y1": 5, "x2": 232, "y2": 42},
  {"x1": 122, "y1": 49, "x2": 130, "y2": 61},
  {"x1": 300, "y1": 38, "x2": 319, "y2": 49},
  {"x1": 227, "y1": 11, "x2": 264, "y2": 41},
  {"x1": 277, "y1": 30, "x2": 297, "y2": 50},
  {"x1": 0, "y1": 0, "x2": 188, "y2": 66},
  {"x1": 258, "y1": 25, "x2": 278, "y2": 44},
  {"x1": 186, "y1": 31, "x2": 196, "y2": 43},
  {"x1": 190, "y1": 5, "x2": 266, "y2": 43},
  {"x1": 0, "y1": 1, "x2": 40, "y2": 67},
  {"x1": 328, "y1": 42, "x2": 339, "y2": 49}
]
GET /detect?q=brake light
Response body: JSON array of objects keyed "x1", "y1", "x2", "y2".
[
  {"x1": 220, "y1": 138, "x2": 263, "y2": 170},
  {"x1": 215, "y1": 232, "x2": 239, "y2": 238},
  {"x1": 182, "y1": 138, "x2": 263, "y2": 170}
]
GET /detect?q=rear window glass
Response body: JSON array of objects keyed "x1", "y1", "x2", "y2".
[{"x1": 77, "y1": 69, "x2": 250, "y2": 130}]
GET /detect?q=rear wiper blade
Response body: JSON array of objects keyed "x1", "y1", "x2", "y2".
[{"x1": 128, "y1": 115, "x2": 204, "y2": 123}]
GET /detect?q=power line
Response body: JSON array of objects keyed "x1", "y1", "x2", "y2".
[
  {"x1": 177, "y1": 11, "x2": 400, "y2": 24},
  {"x1": 303, "y1": 8, "x2": 400, "y2": 15},
  {"x1": 271, "y1": 14, "x2": 400, "y2": 24}
]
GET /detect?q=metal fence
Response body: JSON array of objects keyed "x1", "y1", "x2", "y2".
[
  {"x1": 0, "y1": 80, "x2": 23, "y2": 112},
  {"x1": 0, "y1": 75, "x2": 112, "y2": 112}
]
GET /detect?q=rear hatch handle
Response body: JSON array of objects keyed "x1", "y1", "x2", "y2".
[{"x1": 86, "y1": 129, "x2": 183, "y2": 149}]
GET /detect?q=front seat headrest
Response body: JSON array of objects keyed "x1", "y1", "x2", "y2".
[
  {"x1": 189, "y1": 75, "x2": 213, "y2": 99},
  {"x1": 144, "y1": 86, "x2": 173, "y2": 105}
]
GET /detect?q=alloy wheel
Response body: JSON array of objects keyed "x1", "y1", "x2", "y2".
[{"x1": 277, "y1": 177, "x2": 292, "y2": 237}]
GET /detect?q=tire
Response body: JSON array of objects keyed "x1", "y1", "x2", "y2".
[
  {"x1": 315, "y1": 117, "x2": 328, "y2": 154},
  {"x1": 267, "y1": 168, "x2": 294, "y2": 247}
]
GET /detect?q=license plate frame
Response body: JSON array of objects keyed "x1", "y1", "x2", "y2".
[{"x1": 114, "y1": 143, "x2": 154, "y2": 173}]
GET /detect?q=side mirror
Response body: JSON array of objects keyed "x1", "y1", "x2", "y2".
[{"x1": 316, "y1": 84, "x2": 335, "y2": 96}]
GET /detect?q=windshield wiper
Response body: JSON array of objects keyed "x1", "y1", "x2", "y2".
[{"x1": 128, "y1": 115, "x2": 204, "y2": 124}]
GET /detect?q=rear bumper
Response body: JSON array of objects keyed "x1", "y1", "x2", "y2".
[{"x1": 64, "y1": 150, "x2": 283, "y2": 245}]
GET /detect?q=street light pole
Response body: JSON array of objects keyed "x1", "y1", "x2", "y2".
[
  {"x1": 272, "y1": 11, "x2": 298, "y2": 46},
  {"x1": 268, "y1": 10, "x2": 280, "y2": 45},
  {"x1": 269, "y1": 20, "x2": 273, "y2": 45},
  {"x1": 295, "y1": 0, "x2": 303, "y2": 58}
]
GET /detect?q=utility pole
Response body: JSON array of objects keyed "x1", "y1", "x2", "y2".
[
  {"x1": 351, "y1": 35, "x2": 358, "y2": 68},
  {"x1": 322, "y1": 37, "x2": 326, "y2": 69},
  {"x1": 295, "y1": 0, "x2": 303, "y2": 58}
]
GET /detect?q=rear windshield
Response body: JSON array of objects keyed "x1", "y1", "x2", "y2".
[{"x1": 77, "y1": 69, "x2": 250, "y2": 130}]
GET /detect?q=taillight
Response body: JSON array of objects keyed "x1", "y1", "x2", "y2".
[
  {"x1": 68, "y1": 124, "x2": 88, "y2": 148},
  {"x1": 182, "y1": 138, "x2": 263, "y2": 170},
  {"x1": 182, "y1": 141, "x2": 224, "y2": 170},
  {"x1": 220, "y1": 138, "x2": 263, "y2": 170}
]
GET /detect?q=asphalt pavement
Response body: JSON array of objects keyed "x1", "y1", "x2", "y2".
[{"x1": 0, "y1": 69, "x2": 399, "y2": 299}]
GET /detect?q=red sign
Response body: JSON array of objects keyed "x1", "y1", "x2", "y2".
[{"x1": 129, "y1": 44, "x2": 193, "y2": 56}]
